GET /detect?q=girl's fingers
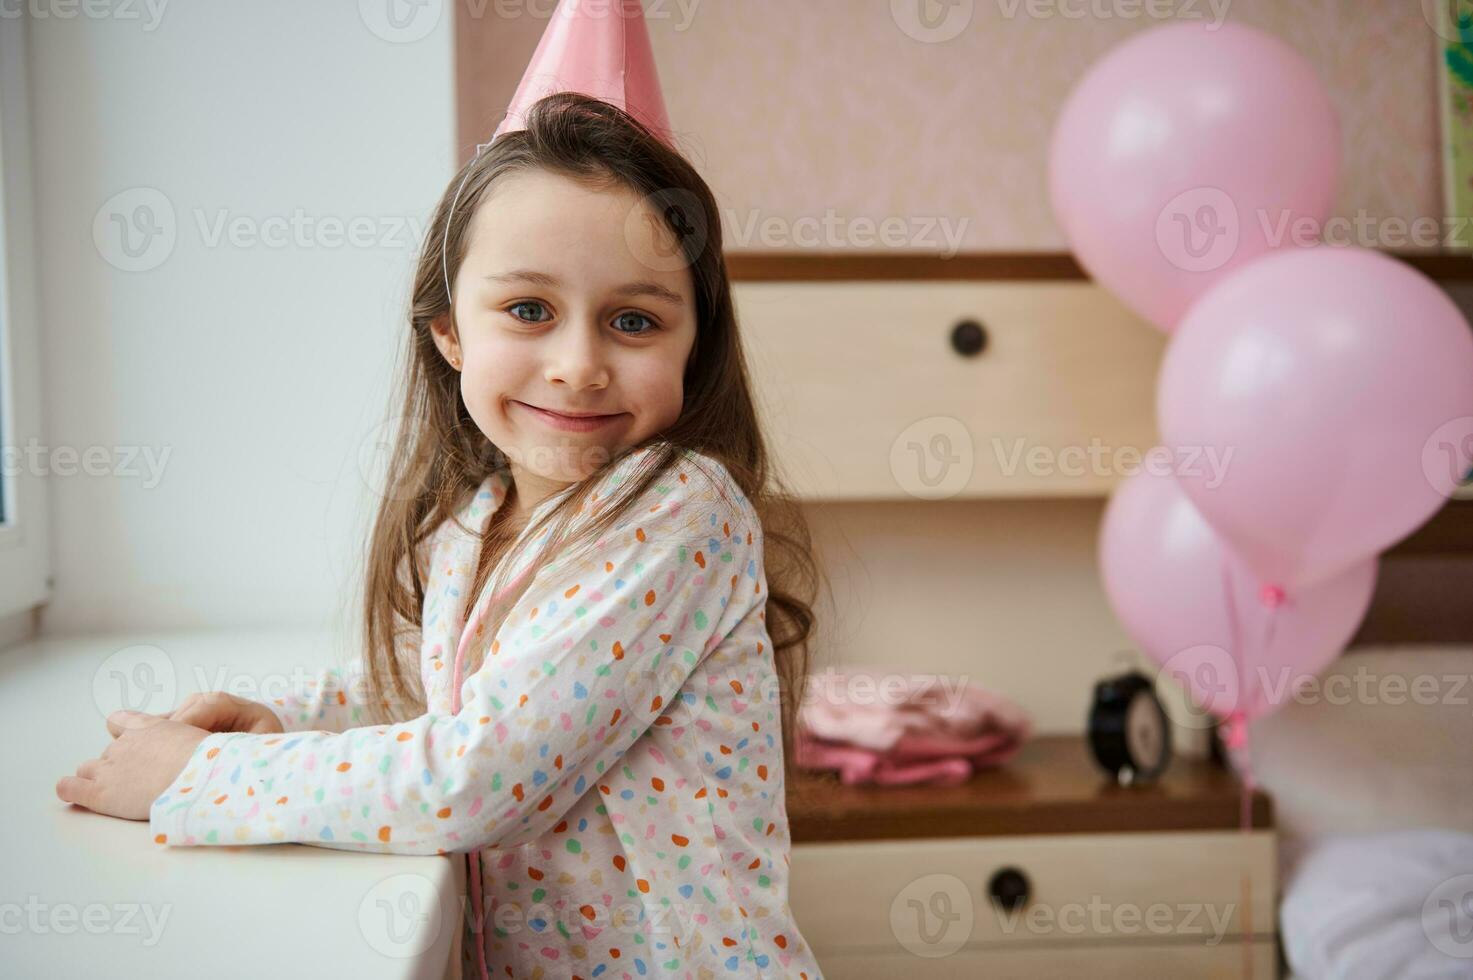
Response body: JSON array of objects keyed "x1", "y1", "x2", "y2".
[
  {"x1": 169, "y1": 700, "x2": 233, "y2": 732},
  {"x1": 105, "y1": 711, "x2": 155, "y2": 738},
  {"x1": 169, "y1": 692, "x2": 240, "y2": 728},
  {"x1": 166, "y1": 692, "x2": 205, "y2": 720},
  {"x1": 109, "y1": 694, "x2": 202, "y2": 737},
  {"x1": 75, "y1": 758, "x2": 102, "y2": 780},
  {"x1": 55, "y1": 774, "x2": 100, "y2": 811},
  {"x1": 137, "y1": 691, "x2": 278, "y2": 734}
]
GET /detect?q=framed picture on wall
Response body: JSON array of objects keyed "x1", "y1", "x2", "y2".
[{"x1": 1439, "y1": 9, "x2": 1473, "y2": 253}]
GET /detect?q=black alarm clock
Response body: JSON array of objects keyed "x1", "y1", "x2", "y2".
[{"x1": 1087, "y1": 670, "x2": 1172, "y2": 786}]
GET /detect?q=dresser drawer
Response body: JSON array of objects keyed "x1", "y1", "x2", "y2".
[
  {"x1": 733, "y1": 281, "x2": 1166, "y2": 500},
  {"x1": 811, "y1": 940, "x2": 1279, "y2": 979},
  {"x1": 789, "y1": 831, "x2": 1275, "y2": 954}
]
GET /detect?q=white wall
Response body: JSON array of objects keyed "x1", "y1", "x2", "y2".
[{"x1": 27, "y1": 1, "x2": 455, "y2": 635}]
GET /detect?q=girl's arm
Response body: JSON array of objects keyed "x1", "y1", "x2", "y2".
[
  {"x1": 261, "y1": 664, "x2": 374, "y2": 734},
  {"x1": 149, "y1": 456, "x2": 759, "y2": 855}
]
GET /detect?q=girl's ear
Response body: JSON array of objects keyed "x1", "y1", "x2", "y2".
[{"x1": 429, "y1": 312, "x2": 461, "y2": 365}]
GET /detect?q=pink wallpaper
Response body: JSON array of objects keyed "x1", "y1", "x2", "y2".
[{"x1": 618, "y1": 0, "x2": 1440, "y2": 252}]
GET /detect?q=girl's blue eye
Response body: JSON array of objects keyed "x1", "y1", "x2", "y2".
[
  {"x1": 507, "y1": 301, "x2": 550, "y2": 323},
  {"x1": 505, "y1": 302, "x2": 657, "y2": 335},
  {"x1": 613, "y1": 311, "x2": 656, "y2": 335}
]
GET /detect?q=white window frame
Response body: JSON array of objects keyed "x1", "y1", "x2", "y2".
[{"x1": 0, "y1": 16, "x2": 51, "y2": 620}]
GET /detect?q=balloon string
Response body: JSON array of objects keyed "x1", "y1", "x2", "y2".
[
  {"x1": 1238, "y1": 588, "x2": 1279, "y2": 979},
  {"x1": 1216, "y1": 556, "x2": 1283, "y2": 979},
  {"x1": 1216, "y1": 552, "x2": 1245, "y2": 749}
]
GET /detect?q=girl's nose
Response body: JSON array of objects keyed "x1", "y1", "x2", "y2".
[{"x1": 542, "y1": 319, "x2": 610, "y2": 390}]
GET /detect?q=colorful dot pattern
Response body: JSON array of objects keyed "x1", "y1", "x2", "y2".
[{"x1": 149, "y1": 445, "x2": 823, "y2": 979}]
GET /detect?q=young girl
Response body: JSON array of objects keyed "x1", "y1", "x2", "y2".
[{"x1": 57, "y1": 91, "x2": 826, "y2": 979}]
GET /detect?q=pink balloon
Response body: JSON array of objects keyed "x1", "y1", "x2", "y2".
[
  {"x1": 1159, "y1": 246, "x2": 1473, "y2": 590},
  {"x1": 1050, "y1": 21, "x2": 1340, "y2": 332},
  {"x1": 1100, "y1": 464, "x2": 1377, "y2": 724}
]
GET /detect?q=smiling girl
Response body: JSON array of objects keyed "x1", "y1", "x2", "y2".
[{"x1": 57, "y1": 91, "x2": 826, "y2": 979}]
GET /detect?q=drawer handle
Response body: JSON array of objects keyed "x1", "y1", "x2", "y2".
[
  {"x1": 987, "y1": 866, "x2": 1031, "y2": 912},
  {"x1": 950, "y1": 319, "x2": 988, "y2": 357}
]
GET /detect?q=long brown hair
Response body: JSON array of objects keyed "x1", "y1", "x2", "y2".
[{"x1": 358, "y1": 91, "x2": 823, "y2": 772}]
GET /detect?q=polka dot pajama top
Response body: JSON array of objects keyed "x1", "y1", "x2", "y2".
[{"x1": 149, "y1": 444, "x2": 823, "y2": 979}]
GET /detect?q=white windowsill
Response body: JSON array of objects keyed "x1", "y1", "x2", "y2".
[{"x1": 0, "y1": 628, "x2": 462, "y2": 979}]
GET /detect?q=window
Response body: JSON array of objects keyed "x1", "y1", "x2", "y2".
[{"x1": 0, "y1": 16, "x2": 51, "y2": 620}]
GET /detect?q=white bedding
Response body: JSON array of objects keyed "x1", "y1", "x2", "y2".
[
  {"x1": 1234, "y1": 645, "x2": 1473, "y2": 980},
  {"x1": 1280, "y1": 829, "x2": 1473, "y2": 980}
]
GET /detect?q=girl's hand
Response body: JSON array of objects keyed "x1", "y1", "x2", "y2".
[
  {"x1": 156, "y1": 691, "x2": 285, "y2": 735},
  {"x1": 55, "y1": 711, "x2": 211, "y2": 821}
]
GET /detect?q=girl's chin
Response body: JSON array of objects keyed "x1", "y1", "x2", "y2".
[{"x1": 500, "y1": 438, "x2": 621, "y2": 480}]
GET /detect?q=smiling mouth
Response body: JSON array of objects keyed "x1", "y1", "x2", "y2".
[
  {"x1": 513, "y1": 401, "x2": 627, "y2": 430},
  {"x1": 516, "y1": 402, "x2": 620, "y2": 419}
]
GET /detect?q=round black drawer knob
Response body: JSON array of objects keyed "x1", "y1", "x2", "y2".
[
  {"x1": 950, "y1": 319, "x2": 988, "y2": 357},
  {"x1": 987, "y1": 866, "x2": 1031, "y2": 912}
]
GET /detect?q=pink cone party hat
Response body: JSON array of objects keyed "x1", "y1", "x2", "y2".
[{"x1": 490, "y1": 0, "x2": 675, "y2": 147}]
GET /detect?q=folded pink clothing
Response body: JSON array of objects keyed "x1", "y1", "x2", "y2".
[{"x1": 794, "y1": 667, "x2": 1033, "y2": 786}]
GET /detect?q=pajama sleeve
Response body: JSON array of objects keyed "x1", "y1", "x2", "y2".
[
  {"x1": 149, "y1": 457, "x2": 759, "y2": 854},
  {"x1": 262, "y1": 664, "x2": 373, "y2": 734}
]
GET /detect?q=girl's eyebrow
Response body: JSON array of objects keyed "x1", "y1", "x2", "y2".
[{"x1": 484, "y1": 269, "x2": 685, "y2": 307}]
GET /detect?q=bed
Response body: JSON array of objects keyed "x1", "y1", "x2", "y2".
[{"x1": 1238, "y1": 638, "x2": 1473, "y2": 979}]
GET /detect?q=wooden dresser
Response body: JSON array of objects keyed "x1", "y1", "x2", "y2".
[{"x1": 784, "y1": 735, "x2": 1277, "y2": 978}]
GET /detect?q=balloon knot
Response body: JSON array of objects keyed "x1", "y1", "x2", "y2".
[
  {"x1": 1259, "y1": 583, "x2": 1286, "y2": 609},
  {"x1": 1221, "y1": 711, "x2": 1249, "y2": 750}
]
